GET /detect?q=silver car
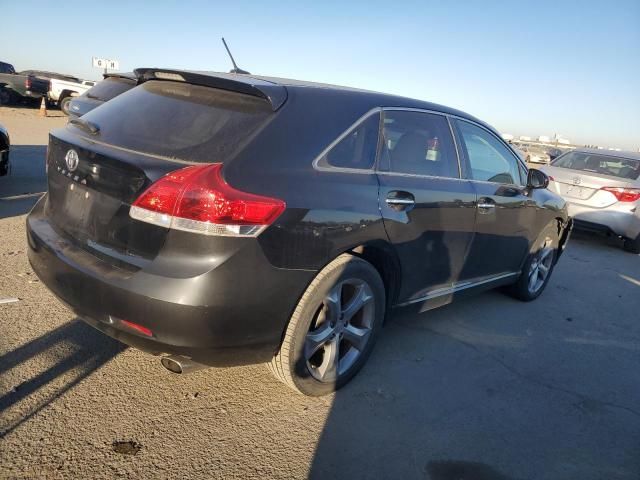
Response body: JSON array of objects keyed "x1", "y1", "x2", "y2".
[{"x1": 541, "y1": 149, "x2": 640, "y2": 253}]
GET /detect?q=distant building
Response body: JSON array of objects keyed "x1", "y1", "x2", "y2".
[
  {"x1": 537, "y1": 135, "x2": 550, "y2": 143},
  {"x1": 553, "y1": 133, "x2": 571, "y2": 145},
  {"x1": 519, "y1": 135, "x2": 531, "y2": 141},
  {"x1": 501, "y1": 133, "x2": 514, "y2": 141}
]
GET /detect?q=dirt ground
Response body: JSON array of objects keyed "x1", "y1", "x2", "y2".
[{"x1": 0, "y1": 106, "x2": 639, "y2": 479}]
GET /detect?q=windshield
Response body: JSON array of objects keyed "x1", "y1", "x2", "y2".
[
  {"x1": 552, "y1": 151, "x2": 640, "y2": 180},
  {"x1": 85, "y1": 77, "x2": 136, "y2": 101},
  {"x1": 80, "y1": 80, "x2": 273, "y2": 163}
]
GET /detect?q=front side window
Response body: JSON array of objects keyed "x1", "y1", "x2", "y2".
[
  {"x1": 380, "y1": 111, "x2": 459, "y2": 178},
  {"x1": 317, "y1": 113, "x2": 380, "y2": 170},
  {"x1": 457, "y1": 120, "x2": 523, "y2": 185}
]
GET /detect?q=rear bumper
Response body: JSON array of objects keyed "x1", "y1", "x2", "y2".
[
  {"x1": 567, "y1": 201, "x2": 640, "y2": 239},
  {"x1": 26, "y1": 196, "x2": 315, "y2": 367}
]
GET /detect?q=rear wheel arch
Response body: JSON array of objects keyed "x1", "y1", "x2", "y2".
[
  {"x1": 273, "y1": 240, "x2": 399, "y2": 356},
  {"x1": 346, "y1": 241, "x2": 401, "y2": 311}
]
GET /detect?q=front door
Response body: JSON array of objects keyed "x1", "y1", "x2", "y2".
[
  {"x1": 453, "y1": 119, "x2": 537, "y2": 280},
  {"x1": 377, "y1": 110, "x2": 477, "y2": 304}
]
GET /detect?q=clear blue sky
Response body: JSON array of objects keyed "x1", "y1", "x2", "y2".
[{"x1": 5, "y1": 0, "x2": 639, "y2": 150}]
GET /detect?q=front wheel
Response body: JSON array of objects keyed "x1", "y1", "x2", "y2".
[
  {"x1": 270, "y1": 254, "x2": 385, "y2": 396},
  {"x1": 623, "y1": 235, "x2": 640, "y2": 254},
  {"x1": 507, "y1": 241, "x2": 557, "y2": 301}
]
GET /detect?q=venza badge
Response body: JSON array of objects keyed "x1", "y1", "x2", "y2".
[{"x1": 65, "y1": 149, "x2": 79, "y2": 172}]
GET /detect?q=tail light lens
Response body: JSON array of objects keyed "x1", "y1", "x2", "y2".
[
  {"x1": 130, "y1": 163, "x2": 285, "y2": 237},
  {"x1": 601, "y1": 187, "x2": 640, "y2": 203},
  {"x1": 25, "y1": 77, "x2": 31, "y2": 90}
]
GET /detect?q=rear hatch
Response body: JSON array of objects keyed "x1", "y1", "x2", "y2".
[
  {"x1": 46, "y1": 74, "x2": 282, "y2": 266},
  {"x1": 543, "y1": 151, "x2": 639, "y2": 207}
]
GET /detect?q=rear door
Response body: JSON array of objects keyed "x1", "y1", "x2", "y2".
[
  {"x1": 377, "y1": 109, "x2": 477, "y2": 304},
  {"x1": 453, "y1": 119, "x2": 537, "y2": 280}
]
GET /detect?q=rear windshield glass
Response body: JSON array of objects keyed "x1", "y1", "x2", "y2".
[
  {"x1": 80, "y1": 80, "x2": 273, "y2": 163},
  {"x1": 552, "y1": 151, "x2": 640, "y2": 180},
  {"x1": 86, "y1": 77, "x2": 135, "y2": 101}
]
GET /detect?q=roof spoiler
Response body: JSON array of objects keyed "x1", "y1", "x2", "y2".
[{"x1": 133, "y1": 68, "x2": 287, "y2": 111}]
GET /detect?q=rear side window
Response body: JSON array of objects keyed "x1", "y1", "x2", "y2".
[
  {"x1": 79, "y1": 80, "x2": 273, "y2": 163},
  {"x1": 380, "y1": 111, "x2": 459, "y2": 178},
  {"x1": 553, "y1": 151, "x2": 640, "y2": 180},
  {"x1": 316, "y1": 113, "x2": 380, "y2": 170},
  {"x1": 85, "y1": 77, "x2": 136, "y2": 101},
  {"x1": 457, "y1": 120, "x2": 523, "y2": 185}
]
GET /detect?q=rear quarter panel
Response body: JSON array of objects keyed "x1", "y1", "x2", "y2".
[{"x1": 224, "y1": 87, "x2": 390, "y2": 271}]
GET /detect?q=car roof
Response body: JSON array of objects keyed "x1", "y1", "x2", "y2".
[
  {"x1": 249, "y1": 73, "x2": 495, "y2": 132},
  {"x1": 571, "y1": 148, "x2": 640, "y2": 161},
  {"x1": 134, "y1": 68, "x2": 497, "y2": 135}
]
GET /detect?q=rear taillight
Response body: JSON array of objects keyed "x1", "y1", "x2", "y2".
[
  {"x1": 25, "y1": 77, "x2": 31, "y2": 90},
  {"x1": 601, "y1": 187, "x2": 640, "y2": 203},
  {"x1": 130, "y1": 163, "x2": 285, "y2": 237}
]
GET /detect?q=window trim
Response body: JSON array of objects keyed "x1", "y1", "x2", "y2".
[
  {"x1": 453, "y1": 117, "x2": 528, "y2": 187},
  {"x1": 311, "y1": 106, "x2": 526, "y2": 184}
]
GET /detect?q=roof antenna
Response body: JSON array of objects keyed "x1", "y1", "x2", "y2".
[{"x1": 222, "y1": 37, "x2": 250, "y2": 74}]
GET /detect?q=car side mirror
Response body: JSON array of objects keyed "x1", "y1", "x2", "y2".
[{"x1": 527, "y1": 168, "x2": 549, "y2": 189}]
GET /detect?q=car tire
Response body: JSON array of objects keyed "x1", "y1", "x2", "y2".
[
  {"x1": 59, "y1": 96, "x2": 72, "y2": 115},
  {"x1": 269, "y1": 253, "x2": 385, "y2": 396},
  {"x1": 507, "y1": 240, "x2": 557, "y2": 302},
  {"x1": 623, "y1": 235, "x2": 640, "y2": 254},
  {"x1": 0, "y1": 88, "x2": 15, "y2": 105}
]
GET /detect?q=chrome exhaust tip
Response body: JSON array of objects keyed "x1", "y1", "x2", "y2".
[{"x1": 161, "y1": 355, "x2": 207, "y2": 374}]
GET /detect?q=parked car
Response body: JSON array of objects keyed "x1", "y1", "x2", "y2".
[
  {"x1": 19, "y1": 70, "x2": 95, "y2": 114},
  {"x1": 0, "y1": 62, "x2": 50, "y2": 104},
  {"x1": 520, "y1": 144, "x2": 551, "y2": 164},
  {"x1": 0, "y1": 123, "x2": 9, "y2": 176},
  {"x1": 27, "y1": 69, "x2": 572, "y2": 396},
  {"x1": 68, "y1": 73, "x2": 137, "y2": 118},
  {"x1": 542, "y1": 149, "x2": 640, "y2": 253}
]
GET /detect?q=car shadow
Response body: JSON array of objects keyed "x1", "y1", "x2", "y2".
[
  {"x1": 306, "y1": 268, "x2": 640, "y2": 479},
  {"x1": 0, "y1": 145, "x2": 47, "y2": 219},
  {"x1": 0, "y1": 319, "x2": 126, "y2": 438}
]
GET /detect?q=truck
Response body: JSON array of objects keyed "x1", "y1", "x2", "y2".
[
  {"x1": 0, "y1": 61, "x2": 50, "y2": 105},
  {"x1": 19, "y1": 70, "x2": 94, "y2": 114}
]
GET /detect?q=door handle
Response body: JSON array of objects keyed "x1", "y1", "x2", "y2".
[
  {"x1": 477, "y1": 197, "x2": 496, "y2": 212},
  {"x1": 385, "y1": 191, "x2": 415, "y2": 210},
  {"x1": 386, "y1": 198, "x2": 415, "y2": 205}
]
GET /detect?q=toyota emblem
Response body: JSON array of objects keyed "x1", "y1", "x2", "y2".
[
  {"x1": 572, "y1": 176, "x2": 581, "y2": 185},
  {"x1": 65, "y1": 149, "x2": 79, "y2": 172}
]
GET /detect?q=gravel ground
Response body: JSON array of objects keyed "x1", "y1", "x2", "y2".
[{"x1": 0, "y1": 106, "x2": 639, "y2": 480}]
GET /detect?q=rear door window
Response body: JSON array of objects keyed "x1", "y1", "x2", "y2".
[
  {"x1": 380, "y1": 110, "x2": 459, "y2": 178},
  {"x1": 78, "y1": 80, "x2": 273, "y2": 163},
  {"x1": 456, "y1": 120, "x2": 524, "y2": 185},
  {"x1": 316, "y1": 112, "x2": 380, "y2": 170}
]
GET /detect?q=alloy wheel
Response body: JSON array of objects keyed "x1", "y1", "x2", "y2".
[
  {"x1": 304, "y1": 279, "x2": 375, "y2": 383},
  {"x1": 528, "y1": 246, "x2": 554, "y2": 294}
]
